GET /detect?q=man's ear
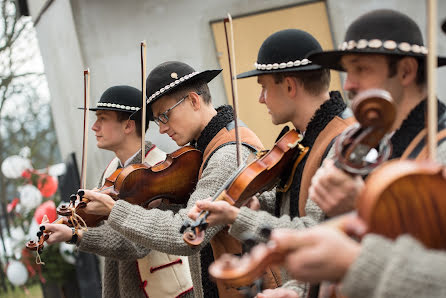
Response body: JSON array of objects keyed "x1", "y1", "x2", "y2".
[
  {"x1": 285, "y1": 76, "x2": 299, "y2": 98},
  {"x1": 398, "y1": 57, "x2": 418, "y2": 86},
  {"x1": 124, "y1": 119, "x2": 136, "y2": 134},
  {"x1": 189, "y1": 92, "x2": 201, "y2": 111}
]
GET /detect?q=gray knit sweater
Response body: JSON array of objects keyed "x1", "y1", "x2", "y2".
[
  {"x1": 77, "y1": 142, "x2": 194, "y2": 298},
  {"x1": 106, "y1": 144, "x2": 274, "y2": 298},
  {"x1": 341, "y1": 235, "x2": 446, "y2": 298}
]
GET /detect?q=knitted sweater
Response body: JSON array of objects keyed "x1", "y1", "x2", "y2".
[
  {"x1": 106, "y1": 106, "x2": 274, "y2": 298},
  {"x1": 78, "y1": 142, "x2": 194, "y2": 298},
  {"x1": 341, "y1": 235, "x2": 446, "y2": 298}
]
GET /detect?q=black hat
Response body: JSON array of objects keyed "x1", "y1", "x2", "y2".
[
  {"x1": 81, "y1": 85, "x2": 142, "y2": 113},
  {"x1": 308, "y1": 9, "x2": 446, "y2": 71},
  {"x1": 131, "y1": 61, "x2": 221, "y2": 120},
  {"x1": 237, "y1": 29, "x2": 323, "y2": 79}
]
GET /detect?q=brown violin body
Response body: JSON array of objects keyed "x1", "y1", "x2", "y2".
[
  {"x1": 182, "y1": 129, "x2": 308, "y2": 247},
  {"x1": 218, "y1": 129, "x2": 308, "y2": 207},
  {"x1": 358, "y1": 159, "x2": 446, "y2": 249},
  {"x1": 74, "y1": 145, "x2": 202, "y2": 227}
]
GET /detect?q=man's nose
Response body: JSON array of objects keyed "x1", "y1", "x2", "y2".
[
  {"x1": 92, "y1": 121, "x2": 99, "y2": 131},
  {"x1": 343, "y1": 74, "x2": 358, "y2": 92},
  {"x1": 158, "y1": 122, "x2": 168, "y2": 134}
]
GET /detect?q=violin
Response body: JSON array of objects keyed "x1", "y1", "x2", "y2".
[
  {"x1": 73, "y1": 145, "x2": 202, "y2": 227},
  {"x1": 181, "y1": 128, "x2": 308, "y2": 247},
  {"x1": 207, "y1": 88, "x2": 397, "y2": 289}
]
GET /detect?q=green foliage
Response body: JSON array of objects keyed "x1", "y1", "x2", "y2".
[{"x1": 39, "y1": 244, "x2": 76, "y2": 285}]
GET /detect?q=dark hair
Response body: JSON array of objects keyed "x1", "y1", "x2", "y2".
[
  {"x1": 167, "y1": 80, "x2": 212, "y2": 104},
  {"x1": 115, "y1": 111, "x2": 146, "y2": 136},
  {"x1": 386, "y1": 56, "x2": 426, "y2": 87},
  {"x1": 271, "y1": 69, "x2": 331, "y2": 96}
]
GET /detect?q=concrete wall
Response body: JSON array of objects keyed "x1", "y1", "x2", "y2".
[{"x1": 30, "y1": 0, "x2": 446, "y2": 187}]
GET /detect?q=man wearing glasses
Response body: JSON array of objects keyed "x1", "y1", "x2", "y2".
[{"x1": 80, "y1": 61, "x2": 278, "y2": 298}]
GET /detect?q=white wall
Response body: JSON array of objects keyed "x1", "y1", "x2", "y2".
[{"x1": 30, "y1": 0, "x2": 446, "y2": 187}]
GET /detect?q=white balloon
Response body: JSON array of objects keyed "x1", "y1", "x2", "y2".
[
  {"x1": 1, "y1": 155, "x2": 32, "y2": 179},
  {"x1": 10, "y1": 226, "x2": 25, "y2": 242},
  {"x1": 27, "y1": 219, "x2": 40, "y2": 240},
  {"x1": 19, "y1": 184, "x2": 42, "y2": 213},
  {"x1": 6, "y1": 260, "x2": 28, "y2": 286},
  {"x1": 59, "y1": 242, "x2": 76, "y2": 265},
  {"x1": 48, "y1": 163, "x2": 66, "y2": 177}
]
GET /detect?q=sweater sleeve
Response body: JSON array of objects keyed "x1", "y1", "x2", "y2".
[
  {"x1": 341, "y1": 234, "x2": 446, "y2": 298},
  {"x1": 77, "y1": 221, "x2": 150, "y2": 260},
  {"x1": 106, "y1": 144, "x2": 253, "y2": 256},
  {"x1": 229, "y1": 197, "x2": 324, "y2": 244},
  {"x1": 228, "y1": 144, "x2": 335, "y2": 243}
]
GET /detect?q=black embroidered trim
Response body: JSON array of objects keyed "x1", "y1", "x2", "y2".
[
  {"x1": 390, "y1": 99, "x2": 446, "y2": 159},
  {"x1": 192, "y1": 105, "x2": 234, "y2": 153},
  {"x1": 282, "y1": 91, "x2": 347, "y2": 218}
]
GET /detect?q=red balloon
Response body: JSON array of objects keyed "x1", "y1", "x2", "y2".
[
  {"x1": 37, "y1": 174, "x2": 58, "y2": 198},
  {"x1": 34, "y1": 200, "x2": 57, "y2": 224}
]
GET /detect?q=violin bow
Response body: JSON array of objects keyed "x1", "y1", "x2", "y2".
[
  {"x1": 81, "y1": 68, "x2": 91, "y2": 189},
  {"x1": 141, "y1": 41, "x2": 147, "y2": 161},
  {"x1": 426, "y1": 0, "x2": 438, "y2": 160},
  {"x1": 224, "y1": 14, "x2": 242, "y2": 166}
]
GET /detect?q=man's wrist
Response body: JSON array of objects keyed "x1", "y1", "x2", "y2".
[{"x1": 65, "y1": 228, "x2": 79, "y2": 245}]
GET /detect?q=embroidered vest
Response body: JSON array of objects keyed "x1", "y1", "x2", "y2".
[
  {"x1": 102, "y1": 146, "x2": 193, "y2": 298},
  {"x1": 298, "y1": 115, "x2": 356, "y2": 216},
  {"x1": 199, "y1": 122, "x2": 282, "y2": 298}
]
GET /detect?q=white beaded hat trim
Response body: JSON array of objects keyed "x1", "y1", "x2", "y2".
[
  {"x1": 146, "y1": 71, "x2": 200, "y2": 104},
  {"x1": 254, "y1": 59, "x2": 311, "y2": 71},
  {"x1": 338, "y1": 39, "x2": 428, "y2": 54},
  {"x1": 96, "y1": 102, "x2": 140, "y2": 111}
]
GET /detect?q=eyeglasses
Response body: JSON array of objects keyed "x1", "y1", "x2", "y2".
[{"x1": 153, "y1": 92, "x2": 201, "y2": 125}]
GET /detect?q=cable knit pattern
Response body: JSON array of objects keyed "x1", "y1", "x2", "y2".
[{"x1": 77, "y1": 142, "x2": 194, "y2": 298}]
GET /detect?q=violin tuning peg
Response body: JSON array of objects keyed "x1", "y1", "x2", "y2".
[
  {"x1": 180, "y1": 220, "x2": 190, "y2": 234},
  {"x1": 77, "y1": 190, "x2": 85, "y2": 198},
  {"x1": 259, "y1": 226, "x2": 272, "y2": 240},
  {"x1": 70, "y1": 194, "x2": 77, "y2": 202},
  {"x1": 37, "y1": 231, "x2": 43, "y2": 237},
  {"x1": 40, "y1": 225, "x2": 46, "y2": 231},
  {"x1": 240, "y1": 232, "x2": 257, "y2": 253}
]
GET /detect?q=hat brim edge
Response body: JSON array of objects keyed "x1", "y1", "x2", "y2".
[
  {"x1": 308, "y1": 49, "x2": 446, "y2": 71},
  {"x1": 237, "y1": 64, "x2": 323, "y2": 79}
]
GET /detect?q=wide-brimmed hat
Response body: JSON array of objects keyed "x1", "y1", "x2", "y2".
[
  {"x1": 308, "y1": 9, "x2": 446, "y2": 71},
  {"x1": 79, "y1": 85, "x2": 150, "y2": 125},
  {"x1": 237, "y1": 29, "x2": 323, "y2": 79},
  {"x1": 131, "y1": 61, "x2": 221, "y2": 120},
  {"x1": 80, "y1": 85, "x2": 142, "y2": 113}
]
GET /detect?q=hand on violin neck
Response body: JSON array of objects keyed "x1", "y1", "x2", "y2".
[
  {"x1": 271, "y1": 226, "x2": 360, "y2": 283},
  {"x1": 42, "y1": 223, "x2": 82, "y2": 245},
  {"x1": 81, "y1": 189, "x2": 115, "y2": 216},
  {"x1": 309, "y1": 159, "x2": 364, "y2": 217},
  {"x1": 187, "y1": 197, "x2": 239, "y2": 226},
  {"x1": 242, "y1": 196, "x2": 260, "y2": 210},
  {"x1": 256, "y1": 288, "x2": 300, "y2": 298}
]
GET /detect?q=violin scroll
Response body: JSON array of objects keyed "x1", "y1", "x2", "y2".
[{"x1": 335, "y1": 89, "x2": 396, "y2": 175}]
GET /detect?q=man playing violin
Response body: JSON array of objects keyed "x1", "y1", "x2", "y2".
[
  {"x1": 77, "y1": 61, "x2": 277, "y2": 298},
  {"x1": 188, "y1": 29, "x2": 354, "y2": 298},
  {"x1": 268, "y1": 9, "x2": 446, "y2": 298},
  {"x1": 42, "y1": 85, "x2": 195, "y2": 298}
]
